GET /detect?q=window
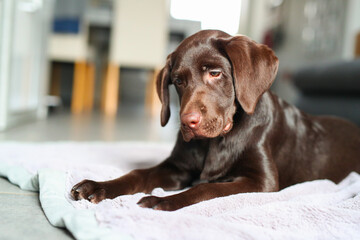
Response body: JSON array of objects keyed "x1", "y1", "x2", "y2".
[{"x1": 170, "y1": 0, "x2": 242, "y2": 35}]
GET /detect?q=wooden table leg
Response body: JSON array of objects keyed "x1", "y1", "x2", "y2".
[
  {"x1": 84, "y1": 62, "x2": 95, "y2": 112},
  {"x1": 145, "y1": 68, "x2": 161, "y2": 117},
  {"x1": 355, "y1": 32, "x2": 360, "y2": 58},
  {"x1": 101, "y1": 63, "x2": 120, "y2": 116},
  {"x1": 71, "y1": 61, "x2": 87, "y2": 114},
  {"x1": 49, "y1": 62, "x2": 61, "y2": 97}
]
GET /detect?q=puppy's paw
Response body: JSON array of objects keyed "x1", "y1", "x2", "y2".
[
  {"x1": 71, "y1": 180, "x2": 106, "y2": 203},
  {"x1": 137, "y1": 196, "x2": 181, "y2": 211}
]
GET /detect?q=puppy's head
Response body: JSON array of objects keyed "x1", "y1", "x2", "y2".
[{"x1": 157, "y1": 30, "x2": 279, "y2": 142}]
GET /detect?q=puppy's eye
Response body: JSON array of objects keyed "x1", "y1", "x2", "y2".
[
  {"x1": 174, "y1": 78, "x2": 183, "y2": 85},
  {"x1": 209, "y1": 70, "x2": 221, "y2": 78}
]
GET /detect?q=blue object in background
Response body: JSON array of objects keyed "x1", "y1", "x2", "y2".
[{"x1": 53, "y1": 18, "x2": 80, "y2": 34}]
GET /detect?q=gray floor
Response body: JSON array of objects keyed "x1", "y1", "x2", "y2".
[
  {"x1": 0, "y1": 105, "x2": 179, "y2": 239},
  {"x1": 0, "y1": 178, "x2": 74, "y2": 240},
  {"x1": 0, "y1": 105, "x2": 179, "y2": 142}
]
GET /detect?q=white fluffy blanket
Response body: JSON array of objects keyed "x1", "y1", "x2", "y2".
[{"x1": 1, "y1": 142, "x2": 360, "y2": 240}]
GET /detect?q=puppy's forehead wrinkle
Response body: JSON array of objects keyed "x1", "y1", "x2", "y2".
[
  {"x1": 173, "y1": 47, "x2": 230, "y2": 75},
  {"x1": 179, "y1": 45, "x2": 212, "y2": 65}
]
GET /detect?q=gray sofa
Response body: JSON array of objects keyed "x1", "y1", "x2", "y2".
[{"x1": 292, "y1": 59, "x2": 360, "y2": 125}]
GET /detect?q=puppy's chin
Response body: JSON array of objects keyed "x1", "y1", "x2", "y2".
[
  {"x1": 181, "y1": 130, "x2": 195, "y2": 142},
  {"x1": 181, "y1": 123, "x2": 233, "y2": 142}
]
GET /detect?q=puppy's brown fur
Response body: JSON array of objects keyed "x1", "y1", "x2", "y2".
[{"x1": 71, "y1": 30, "x2": 360, "y2": 211}]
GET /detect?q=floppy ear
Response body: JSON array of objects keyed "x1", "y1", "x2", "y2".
[
  {"x1": 219, "y1": 36, "x2": 279, "y2": 114},
  {"x1": 156, "y1": 56, "x2": 172, "y2": 126}
]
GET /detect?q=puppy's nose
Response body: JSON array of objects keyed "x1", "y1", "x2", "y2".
[{"x1": 181, "y1": 112, "x2": 201, "y2": 129}]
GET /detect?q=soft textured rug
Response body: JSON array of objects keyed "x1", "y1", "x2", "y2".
[{"x1": 1, "y1": 142, "x2": 360, "y2": 240}]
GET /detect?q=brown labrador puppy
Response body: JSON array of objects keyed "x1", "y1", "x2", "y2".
[{"x1": 71, "y1": 30, "x2": 360, "y2": 211}]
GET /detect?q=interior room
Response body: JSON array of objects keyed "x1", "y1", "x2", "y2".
[{"x1": 0, "y1": 0, "x2": 360, "y2": 239}]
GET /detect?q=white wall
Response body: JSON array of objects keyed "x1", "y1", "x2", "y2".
[
  {"x1": 109, "y1": 0, "x2": 169, "y2": 68},
  {"x1": 0, "y1": 0, "x2": 53, "y2": 131},
  {"x1": 0, "y1": 0, "x2": 13, "y2": 130},
  {"x1": 343, "y1": 0, "x2": 360, "y2": 59},
  {"x1": 240, "y1": 0, "x2": 269, "y2": 42}
]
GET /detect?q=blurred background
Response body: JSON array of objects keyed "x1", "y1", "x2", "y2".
[{"x1": 0, "y1": 0, "x2": 359, "y2": 143}]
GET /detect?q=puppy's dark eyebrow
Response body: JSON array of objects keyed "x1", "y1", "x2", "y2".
[
  {"x1": 171, "y1": 72, "x2": 181, "y2": 79},
  {"x1": 198, "y1": 59, "x2": 229, "y2": 71},
  {"x1": 196, "y1": 52, "x2": 229, "y2": 67},
  {"x1": 201, "y1": 63, "x2": 223, "y2": 70}
]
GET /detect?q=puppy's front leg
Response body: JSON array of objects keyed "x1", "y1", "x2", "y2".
[
  {"x1": 138, "y1": 177, "x2": 273, "y2": 211},
  {"x1": 71, "y1": 161, "x2": 192, "y2": 203}
]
